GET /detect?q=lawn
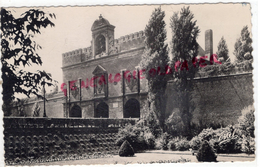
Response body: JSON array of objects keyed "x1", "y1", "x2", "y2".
[{"x1": 25, "y1": 150, "x2": 255, "y2": 166}]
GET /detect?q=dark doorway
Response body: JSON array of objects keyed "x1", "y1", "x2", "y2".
[
  {"x1": 95, "y1": 102, "x2": 109, "y2": 118},
  {"x1": 70, "y1": 105, "x2": 82, "y2": 117},
  {"x1": 124, "y1": 98, "x2": 140, "y2": 118}
]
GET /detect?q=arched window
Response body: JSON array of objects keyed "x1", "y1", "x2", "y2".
[
  {"x1": 95, "y1": 35, "x2": 106, "y2": 55},
  {"x1": 124, "y1": 98, "x2": 140, "y2": 118},
  {"x1": 95, "y1": 102, "x2": 109, "y2": 118},
  {"x1": 70, "y1": 105, "x2": 82, "y2": 117}
]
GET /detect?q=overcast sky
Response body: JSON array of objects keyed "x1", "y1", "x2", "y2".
[{"x1": 7, "y1": 3, "x2": 252, "y2": 92}]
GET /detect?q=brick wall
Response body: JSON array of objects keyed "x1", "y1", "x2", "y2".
[{"x1": 165, "y1": 73, "x2": 253, "y2": 127}]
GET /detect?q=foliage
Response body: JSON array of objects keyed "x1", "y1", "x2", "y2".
[
  {"x1": 143, "y1": 130, "x2": 156, "y2": 150},
  {"x1": 234, "y1": 26, "x2": 253, "y2": 62},
  {"x1": 216, "y1": 36, "x2": 229, "y2": 63},
  {"x1": 155, "y1": 132, "x2": 170, "y2": 150},
  {"x1": 1, "y1": 8, "x2": 55, "y2": 116},
  {"x1": 197, "y1": 128, "x2": 216, "y2": 141},
  {"x1": 170, "y1": 6, "x2": 200, "y2": 137},
  {"x1": 168, "y1": 137, "x2": 190, "y2": 151},
  {"x1": 196, "y1": 140, "x2": 217, "y2": 162},
  {"x1": 191, "y1": 113, "x2": 255, "y2": 154},
  {"x1": 119, "y1": 140, "x2": 135, "y2": 157},
  {"x1": 241, "y1": 136, "x2": 255, "y2": 155},
  {"x1": 189, "y1": 136, "x2": 201, "y2": 150},
  {"x1": 197, "y1": 59, "x2": 252, "y2": 78},
  {"x1": 238, "y1": 105, "x2": 255, "y2": 138},
  {"x1": 32, "y1": 102, "x2": 40, "y2": 117},
  {"x1": 144, "y1": 109, "x2": 162, "y2": 138},
  {"x1": 139, "y1": 7, "x2": 170, "y2": 131},
  {"x1": 165, "y1": 109, "x2": 185, "y2": 137},
  {"x1": 115, "y1": 122, "x2": 155, "y2": 152},
  {"x1": 233, "y1": 59, "x2": 253, "y2": 72}
]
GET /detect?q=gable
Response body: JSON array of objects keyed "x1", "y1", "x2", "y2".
[{"x1": 92, "y1": 65, "x2": 107, "y2": 75}]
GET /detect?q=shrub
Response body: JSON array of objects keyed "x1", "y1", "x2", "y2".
[
  {"x1": 115, "y1": 123, "x2": 152, "y2": 152},
  {"x1": 143, "y1": 131, "x2": 155, "y2": 150},
  {"x1": 155, "y1": 132, "x2": 170, "y2": 150},
  {"x1": 241, "y1": 136, "x2": 255, "y2": 154},
  {"x1": 198, "y1": 128, "x2": 216, "y2": 141},
  {"x1": 119, "y1": 140, "x2": 134, "y2": 157},
  {"x1": 209, "y1": 138, "x2": 220, "y2": 153},
  {"x1": 189, "y1": 136, "x2": 202, "y2": 150},
  {"x1": 218, "y1": 138, "x2": 236, "y2": 153},
  {"x1": 175, "y1": 138, "x2": 189, "y2": 151},
  {"x1": 167, "y1": 137, "x2": 179, "y2": 151},
  {"x1": 168, "y1": 137, "x2": 189, "y2": 151},
  {"x1": 144, "y1": 110, "x2": 162, "y2": 138},
  {"x1": 196, "y1": 140, "x2": 217, "y2": 162},
  {"x1": 165, "y1": 110, "x2": 185, "y2": 137},
  {"x1": 238, "y1": 105, "x2": 255, "y2": 137}
]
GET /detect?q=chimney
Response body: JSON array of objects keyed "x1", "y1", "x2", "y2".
[{"x1": 205, "y1": 29, "x2": 213, "y2": 57}]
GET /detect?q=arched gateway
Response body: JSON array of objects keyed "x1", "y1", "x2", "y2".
[
  {"x1": 124, "y1": 98, "x2": 140, "y2": 118},
  {"x1": 95, "y1": 102, "x2": 109, "y2": 118},
  {"x1": 70, "y1": 105, "x2": 82, "y2": 117}
]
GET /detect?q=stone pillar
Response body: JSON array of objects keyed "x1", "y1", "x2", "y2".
[{"x1": 205, "y1": 29, "x2": 213, "y2": 57}]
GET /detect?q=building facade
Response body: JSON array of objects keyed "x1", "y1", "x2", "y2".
[{"x1": 61, "y1": 15, "x2": 149, "y2": 119}]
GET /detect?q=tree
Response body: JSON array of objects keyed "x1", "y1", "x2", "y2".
[
  {"x1": 139, "y1": 7, "x2": 170, "y2": 132},
  {"x1": 32, "y1": 102, "x2": 41, "y2": 117},
  {"x1": 216, "y1": 36, "x2": 229, "y2": 63},
  {"x1": 234, "y1": 26, "x2": 253, "y2": 62},
  {"x1": 170, "y1": 6, "x2": 200, "y2": 137},
  {"x1": 1, "y1": 8, "x2": 55, "y2": 116}
]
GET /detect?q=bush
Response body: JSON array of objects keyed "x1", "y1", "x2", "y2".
[
  {"x1": 241, "y1": 136, "x2": 255, "y2": 154},
  {"x1": 238, "y1": 105, "x2": 255, "y2": 137},
  {"x1": 143, "y1": 131, "x2": 155, "y2": 150},
  {"x1": 165, "y1": 110, "x2": 185, "y2": 137},
  {"x1": 115, "y1": 122, "x2": 155, "y2": 152},
  {"x1": 155, "y1": 132, "x2": 170, "y2": 150},
  {"x1": 144, "y1": 110, "x2": 162, "y2": 138},
  {"x1": 218, "y1": 138, "x2": 236, "y2": 153},
  {"x1": 196, "y1": 140, "x2": 217, "y2": 162},
  {"x1": 189, "y1": 136, "x2": 202, "y2": 150},
  {"x1": 168, "y1": 137, "x2": 189, "y2": 151},
  {"x1": 209, "y1": 138, "x2": 220, "y2": 153},
  {"x1": 119, "y1": 140, "x2": 134, "y2": 157},
  {"x1": 167, "y1": 137, "x2": 179, "y2": 151},
  {"x1": 198, "y1": 128, "x2": 216, "y2": 141}
]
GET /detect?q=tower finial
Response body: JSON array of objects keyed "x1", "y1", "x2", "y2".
[{"x1": 99, "y1": 14, "x2": 102, "y2": 19}]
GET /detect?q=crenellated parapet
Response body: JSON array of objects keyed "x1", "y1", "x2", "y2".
[
  {"x1": 115, "y1": 31, "x2": 145, "y2": 52},
  {"x1": 62, "y1": 47, "x2": 93, "y2": 67},
  {"x1": 62, "y1": 49, "x2": 83, "y2": 67},
  {"x1": 62, "y1": 30, "x2": 145, "y2": 67}
]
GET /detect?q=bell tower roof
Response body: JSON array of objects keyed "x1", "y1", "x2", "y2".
[{"x1": 91, "y1": 14, "x2": 114, "y2": 31}]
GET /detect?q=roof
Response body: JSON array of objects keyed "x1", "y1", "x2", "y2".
[{"x1": 91, "y1": 15, "x2": 111, "y2": 31}]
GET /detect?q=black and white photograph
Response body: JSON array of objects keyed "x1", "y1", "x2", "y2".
[{"x1": 0, "y1": 2, "x2": 257, "y2": 166}]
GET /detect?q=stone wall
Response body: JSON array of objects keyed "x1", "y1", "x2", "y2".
[
  {"x1": 10, "y1": 92, "x2": 64, "y2": 118},
  {"x1": 165, "y1": 73, "x2": 253, "y2": 127}
]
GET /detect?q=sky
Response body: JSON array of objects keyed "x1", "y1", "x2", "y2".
[{"x1": 6, "y1": 3, "x2": 252, "y2": 93}]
